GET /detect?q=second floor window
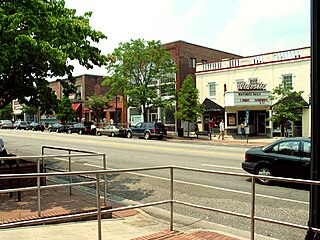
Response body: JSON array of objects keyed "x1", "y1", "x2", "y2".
[
  {"x1": 76, "y1": 86, "x2": 82, "y2": 99},
  {"x1": 208, "y1": 82, "x2": 216, "y2": 97},
  {"x1": 282, "y1": 74, "x2": 293, "y2": 88},
  {"x1": 190, "y1": 58, "x2": 196, "y2": 68}
]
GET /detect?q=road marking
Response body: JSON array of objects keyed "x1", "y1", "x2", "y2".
[
  {"x1": 202, "y1": 164, "x2": 242, "y2": 171},
  {"x1": 50, "y1": 158, "x2": 308, "y2": 205},
  {"x1": 3, "y1": 131, "x2": 243, "y2": 157}
]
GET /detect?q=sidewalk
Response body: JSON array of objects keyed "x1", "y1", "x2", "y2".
[{"x1": 0, "y1": 187, "x2": 247, "y2": 240}]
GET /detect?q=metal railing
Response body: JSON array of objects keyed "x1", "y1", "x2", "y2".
[{"x1": 1, "y1": 157, "x2": 320, "y2": 239}]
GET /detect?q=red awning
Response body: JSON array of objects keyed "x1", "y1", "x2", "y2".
[{"x1": 72, "y1": 103, "x2": 81, "y2": 111}]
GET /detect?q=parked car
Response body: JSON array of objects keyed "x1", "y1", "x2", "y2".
[
  {"x1": 242, "y1": 137, "x2": 311, "y2": 184},
  {"x1": 0, "y1": 120, "x2": 14, "y2": 129},
  {"x1": 13, "y1": 120, "x2": 30, "y2": 130},
  {"x1": 26, "y1": 122, "x2": 45, "y2": 131},
  {"x1": 48, "y1": 123, "x2": 68, "y2": 133},
  {"x1": 126, "y1": 121, "x2": 167, "y2": 140},
  {"x1": 67, "y1": 122, "x2": 95, "y2": 135},
  {"x1": 96, "y1": 125, "x2": 127, "y2": 137}
]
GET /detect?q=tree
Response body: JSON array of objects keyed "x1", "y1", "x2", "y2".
[
  {"x1": 0, "y1": 103, "x2": 13, "y2": 120},
  {"x1": 0, "y1": 1, "x2": 107, "y2": 113},
  {"x1": 55, "y1": 97, "x2": 75, "y2": 123},
  {"x1": 268, "y1": 84, "x2": 307, "y2": 137},
  {"x1": 102, "y1": 39, "x2": 176, "y2": 121},
  {"x1": 85, "y1": 95, "x2": 110, "y2": 125},
  {"x1": 175, "y1": 75, "x2": 203, "y2": 137}
]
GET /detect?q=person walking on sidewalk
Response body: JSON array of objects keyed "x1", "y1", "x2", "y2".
[
  {"x1": 209, "y1": 117, "x2": 217, "y2": 137},
  {"x1": 240, "y1": 122, "x2": 245, "y2": 138},
  {"x1": 218, "y1": 119, "x2": 225, "y2": 140}
]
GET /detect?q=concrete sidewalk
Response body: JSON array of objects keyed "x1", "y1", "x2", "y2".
[{"x1": 0, "y1": 187, "x2": 248, "y2": 240}]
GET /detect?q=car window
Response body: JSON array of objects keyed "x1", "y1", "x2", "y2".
[
  {"x1": 302, "y1": 141, "x2": 311, "y2": 158},
  {"x1": 277, "y1": 141, "x2": 300, "y2": 156},
  {"x1": 141, "y1": 123, "x2": 148, "y2": 128},
  {"x1": 136, "y1": 123, "x2": 142, "y2": 128}
]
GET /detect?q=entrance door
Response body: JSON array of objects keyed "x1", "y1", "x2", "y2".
[{"x1": 257, "y1": 114, "x2": 266, "y2": 135}]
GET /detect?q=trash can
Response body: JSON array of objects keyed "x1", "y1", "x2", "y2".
[{"x1": 178, "y1": 128, "x2": 184, "y2": 137}]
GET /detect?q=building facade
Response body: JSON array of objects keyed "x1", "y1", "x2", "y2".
[
  {"x1": 49, "y1": 74, "x2": 127, "y2": 126},
  {"x1": 127, "y1": 40, "x2": 242, "y2": 130},
  {"x1": 196, "y1": 47, "x2": 311, "y2": 137}
]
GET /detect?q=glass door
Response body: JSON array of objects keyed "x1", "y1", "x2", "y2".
[{"x1": 257, "y1": 113, "x2": 266, "y2": 135}]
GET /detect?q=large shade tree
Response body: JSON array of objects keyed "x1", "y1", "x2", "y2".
[
  {"x1": 55, "y1": 97, "x2": 75, "y2": 123},
  {"x1": 85, "y1": 95, "x2": 111, "y2": 125},
  {"x1": 0, "y1": 0, "x2": 107, "y2": 113},
  {"x1": 103, "y1": 39, "x2": 176, "y2": 121}
]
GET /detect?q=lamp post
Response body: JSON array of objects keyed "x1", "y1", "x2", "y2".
[{"x1": 306, "y1": 1, "x2": 320, "y2": 239}]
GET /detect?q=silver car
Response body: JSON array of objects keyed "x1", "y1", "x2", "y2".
[{"x1": 96, "y1": 125, "x2": 126, "y2": 137}]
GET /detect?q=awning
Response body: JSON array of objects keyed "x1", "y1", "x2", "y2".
[
  {"x1": 271, "y1": 96, "x2": 309, "y2": 108},
  {"x1": 202, "y1": 98, "x2": 224, "y2": 112},
  {"x1": 72, "y1": 103, "x2": 82, "y2": 111}
]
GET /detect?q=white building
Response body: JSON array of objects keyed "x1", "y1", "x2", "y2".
[{"x1": 196, "y1": 47, "x2": 311, "y2": 137}]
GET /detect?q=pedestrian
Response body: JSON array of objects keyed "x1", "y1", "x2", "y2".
[
  {"x1": 218, "y1": 119, "x2": 225, "y2": 140},
  {"x1": 110, "y1": 119, "x2": 114, "y2": 125},
  {"x1": 241, "y1": 122, "x2": 245, "y2": 138},
  {"x1": 90, "y1": 123, "x2": 96, "y2": 135},
  {"x1": 209, "y1": 117, "x2": 217, "y2": 137},
  {"x1": 194, "y1": 123, "x2": 199, "y2": 132}
]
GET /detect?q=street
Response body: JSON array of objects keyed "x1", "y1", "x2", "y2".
[{"x1": 1, "y1": 129, "x2": 310, "y2": 240}]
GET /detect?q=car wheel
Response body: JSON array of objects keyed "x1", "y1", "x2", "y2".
[
  {"x1": 68, "y1": 129, "x2": 72, "y2": 134},
  {"x1": 144, "y1": 132, "x2": 150, "y2": 140},
  {"x1": 127, "y1": 131, "x2": 132, "y2": 138},
  {"x1": 111, "y1": 132, "x2": 115, "y2": 137},
  {"x1": 32, "y1": 128, "x2": 35, "y2": 131},
  {"x1": 97, "y1": 131, "x2": 102, "y2": 136},
  {"x1": 255, "y1": 165, "x2": 273, "y2": 185},
  {"x1": 79, "y1": 130, "x2": 83, "y2": 135}
]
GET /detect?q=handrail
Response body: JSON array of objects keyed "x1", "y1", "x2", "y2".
[{"x1": 1, "y1": 157, "x2": 320, "y2": 239}]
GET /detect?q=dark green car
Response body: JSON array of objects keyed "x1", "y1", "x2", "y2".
[{"x1": 242, "y1": 137, "x2": 310, "y2": 184}]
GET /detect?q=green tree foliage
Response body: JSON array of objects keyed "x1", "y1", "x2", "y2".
[
  {"x1": 102, "y1": 39, "x2": 176, "y2": 121},
  {"x1": 85, "y1": 95, "x2": 110, "y2": 125},
  {"x1": 0, "y1": 103, "x2": 13, "y2": 119},
  {"x1": 268, "y1": 84, "x2": 307, "y2": 135},
  {"x1": 22, "y1": 104, "x2": 38, "y2": 115},
  {"x1": 175, "y1": 75, "x2": 203, "y2": 137},
  {"x1": 55, "y1": 97, "x2": 75, "y2": 123},
  {"x1": 0, "y1": 1, "x2": 107, "y2": 113}
]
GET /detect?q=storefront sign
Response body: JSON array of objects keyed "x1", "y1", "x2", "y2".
[
  {"x1": 224, "y1": 91, "x2": 271, "y2": 107},
  {"x1": 237, "y1": 82, "x2": 267, "y2": 91}
]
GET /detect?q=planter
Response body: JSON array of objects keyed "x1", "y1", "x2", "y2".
[{"x1": 0, "y1": 157, "x2": 46, "y2": 190}]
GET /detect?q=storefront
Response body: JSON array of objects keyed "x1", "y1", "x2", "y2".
[
  {"x1": 224, "y1": 82, "x2": 272, "y2": 137},
  {"x1": 201, "y1": 98, "x2": 224, "y2": 132}
]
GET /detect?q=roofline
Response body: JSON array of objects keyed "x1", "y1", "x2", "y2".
[{"x1": 162, "y1": 40, "x2": 242, "y2": 57}]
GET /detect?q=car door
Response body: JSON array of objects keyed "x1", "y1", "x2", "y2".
[
  {"x1": 267, "y1": 140, "x2": 302, "y2": 178},
  {"x1": 300, "y1": 140, "x2": 311, "y2": 179},
  {"x1": 131, "y1": 122, "x2": 142, "y2": 136}
]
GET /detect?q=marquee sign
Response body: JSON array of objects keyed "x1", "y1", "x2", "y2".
[{"x1": 237, "y1": 82, "x2": 267, "y2": 91}]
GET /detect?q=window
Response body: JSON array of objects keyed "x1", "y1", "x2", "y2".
[
  {"x1": 249, "y1": 78, "x2": 258, "y2": 85},
  {"x1": 278, "y1": 141, "x2": 300, "y2": 156},
  {"x1": 302, "y1": 141, "x2": 311, "y2": 158},
  {"x1": 282, "y1": 74, "x2": 293, "y2": 88},
  {"x1": 190, "y1": 58, "x2": 196, "y2": 68},
  {"x1": 76, "y1": 86, "x2": 82, "y2": 99},
  {"x1": 208, "y1": 82, "x2": 216, "y2": 97}
]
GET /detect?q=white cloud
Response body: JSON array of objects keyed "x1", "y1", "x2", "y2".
[{"x1": 213, "y1": 0, "x2": 309, "y2": 56}]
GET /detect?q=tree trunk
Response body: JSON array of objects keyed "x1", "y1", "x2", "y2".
[{"x1": 187, "y1": 122, "x2": 190, "y2": 138}]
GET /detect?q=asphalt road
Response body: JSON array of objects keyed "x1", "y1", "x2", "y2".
[{"x1": 0, "y1": 129, "x2": 311, "y2": 240}]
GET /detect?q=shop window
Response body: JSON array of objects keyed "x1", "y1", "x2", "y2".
[
  {"x1": 208, "y1": 82, "x2": 216, "y2": 97},
  {"x1": 75, "y1": 86, "x2": 82, "y2": 99},
  {"x1": 249, "y1": 78, "x2": 258, "y2": 85}
]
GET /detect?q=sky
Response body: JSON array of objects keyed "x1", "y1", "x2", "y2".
[{"x1": 64, "y1": 0, "x2": 310, "y2": 76}]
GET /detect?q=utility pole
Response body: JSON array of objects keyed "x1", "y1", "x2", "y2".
[{"x1": 306, "y1": 0, "x2": 320, "y2": 239}]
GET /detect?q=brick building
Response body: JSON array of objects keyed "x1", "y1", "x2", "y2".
[
  {"x1": 149, "y1": 40, "x2": 242, "y2": 131},
  {"x1": 48, "y1": 74, "x2": 127, "y2": 125}
]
